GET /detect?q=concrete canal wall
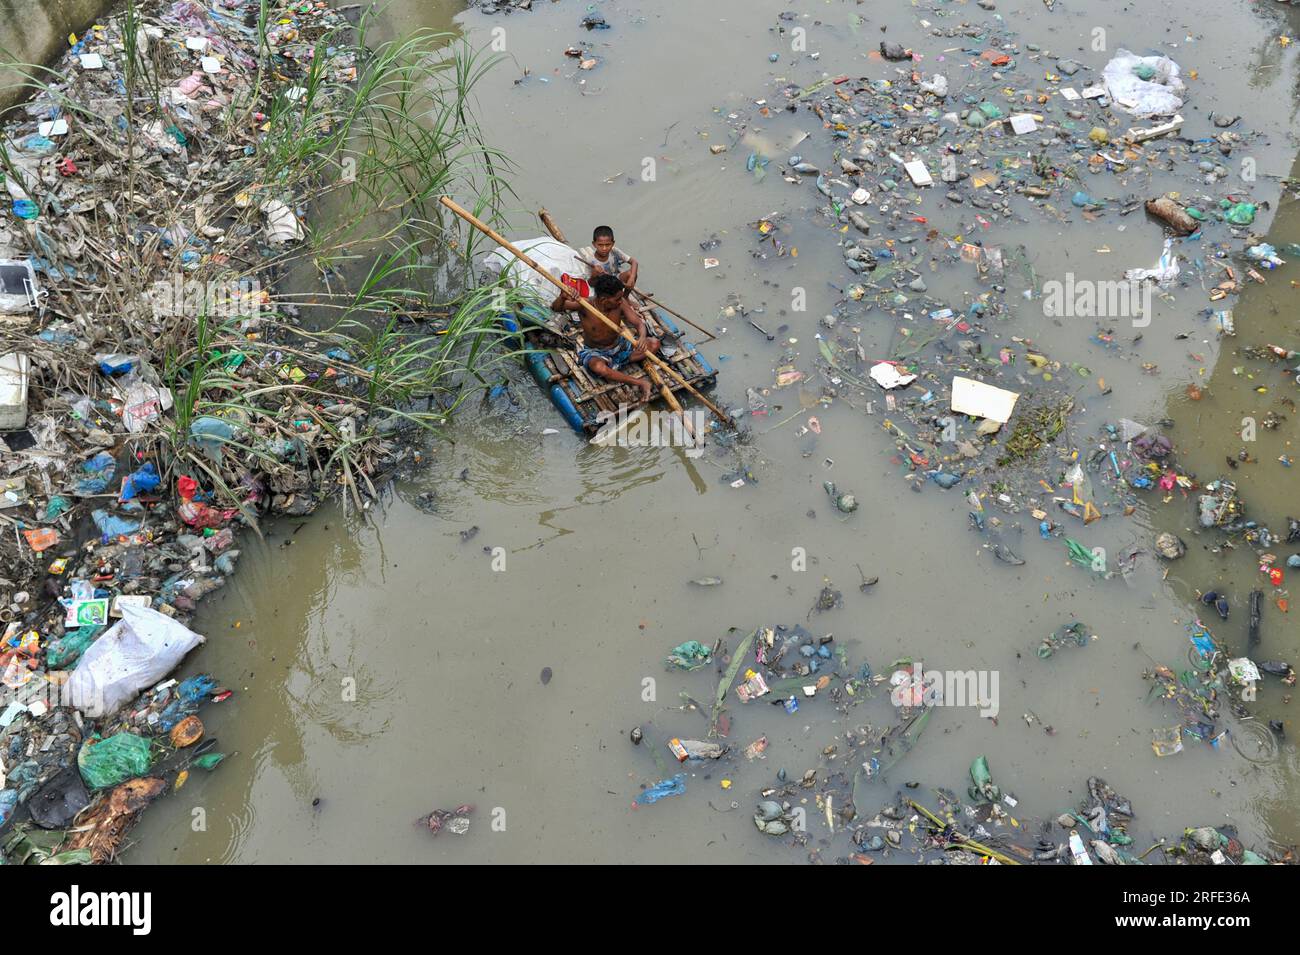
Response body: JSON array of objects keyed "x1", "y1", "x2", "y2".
[{"x1": 1, "y1": 0, "x2": 119, "y2": 112}]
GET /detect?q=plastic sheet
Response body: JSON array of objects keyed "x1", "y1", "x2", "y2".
[{"x1": 1102, "y1": 50, "x2": 1184, "y2": 118}]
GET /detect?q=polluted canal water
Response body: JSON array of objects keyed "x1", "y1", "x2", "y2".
[{"x1": 123, "y1": 0, "x2": 1300, "y2": 864}]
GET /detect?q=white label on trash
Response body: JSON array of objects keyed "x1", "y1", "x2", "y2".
[
  {"x1": 79, "y1": 53, "x2": 104, "y2": 70},
  {"x1": 904, "y1": 161, "x2": 933, "y2": 187},
  {"x1": 1009, "y1": 114, "x2": 1038, "y2": 135},
  {"x1": 1059, "y1": 87, "x2": 1081, "y2": 101},
  {"x1": 201, "y1": 56, "x2": 222, "y2": 74},
  {"x1": 186, "y1": 37, "x2": 209, "y2": 51},
  {"x1": 110, "y1": 594, "x2": 152, "y2": 618},
  {"x1": 38, "y1": 119, "x2": 69, "y2": 137},
  {"x1": 951, "y1": 376, "x2": 1020, "y2": 424},
  {"x1": 65, "y1": 598, "x2": 110, "y2": 627},
  {"x1": 1081, "y1": 85, "x2": 1107, "y2": 99}
]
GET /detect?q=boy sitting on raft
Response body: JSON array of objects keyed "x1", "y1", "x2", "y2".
[
  {"x1": 551, "y1": 273, "x2": 659, "y2": 401},
  {"x1": 579, "y1": 225, "x2": 638, "y2": 289}
]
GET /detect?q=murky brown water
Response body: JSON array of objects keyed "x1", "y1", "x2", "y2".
[{"x1": 127, "y1": 0, "x2": 1300, "y2": 863}]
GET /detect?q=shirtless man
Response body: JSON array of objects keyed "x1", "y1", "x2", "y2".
[{"x1": 551, "y1": 272, "x2": 659, "y2": 401}]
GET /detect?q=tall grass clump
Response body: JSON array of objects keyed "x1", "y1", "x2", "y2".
[{"x1": 0, "y1": 0, "x2": 529, "y2": 513}]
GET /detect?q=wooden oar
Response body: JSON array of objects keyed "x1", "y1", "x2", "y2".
[
  {"x1": 536, "y1": 208, "x2": 716, "y2": 342},
  {"x1": 442, "y1": 196, "x2": 735, "y2": 429},
  {"x1": 630, "y1": 289, "x2": 717, "y2": 342}
]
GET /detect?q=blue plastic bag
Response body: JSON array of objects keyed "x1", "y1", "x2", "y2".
[
  {"x1": 634, "y1": 774, "x2": 686, "y2": 806},
  {"x1": 96, "y1": 355, "x2": 136, "y2": 376},
  {"x1": 0, "y1": 788, "x2": 17, "y2": 827},
  {"x1": 189, "y1": 416, "x2": 236, "y2": 460},
  {"x1": 92, "y1": 509, "x2": 141, "y2": 538},
  {"x1": 120, "y1": 462, "x2": 160, "y2": 501},
  {"x1": 75, "y1": 452, "x2": 116, "y2": 495}
]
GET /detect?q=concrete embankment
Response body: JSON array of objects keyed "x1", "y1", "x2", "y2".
[{"x1": 1, "y1": 0, "x2": 119, "y2": 112}]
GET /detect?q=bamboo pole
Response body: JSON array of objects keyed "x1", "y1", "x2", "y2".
[
  {"x1": 631, "y1": 289, "x2": 718, "y2": 342},
  {"x1": 442, "y1": 196, "x2": 735, "y2": 428},
  {"x1": 906, "y1": 799, "x2": 1022, "y2": 866}
]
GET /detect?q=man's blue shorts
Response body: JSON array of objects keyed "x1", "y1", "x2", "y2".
[{"x1": 578, "y1": 338, "x2": 634, "y2": 370}]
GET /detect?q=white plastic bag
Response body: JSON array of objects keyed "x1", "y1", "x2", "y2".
[
  {"x1": 869, "y1": 362, "x2": 917, "y2": 389},
  {"x1": 262, "y1": 199, "x2": 304, "y2": 243},
  {"x1": 1103, "y1": 49, "x2": 1184, "y2": 117},
  {"x1": 919, "y1": 74, "x2": 948, "y2": 97},
  {"x1": 480, "y1": 236, "x2": 587, "y2": 304},
  {"x1": 67, "y1": 604, "x2": 205, "y2": 717},
  {"x1": 1124, "y1": 237, "x2": 1180, "y2": 288}
]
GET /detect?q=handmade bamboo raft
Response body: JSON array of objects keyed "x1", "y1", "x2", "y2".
[{"x1": 502, "y1": 296, "x2": 718, "y2": 436}]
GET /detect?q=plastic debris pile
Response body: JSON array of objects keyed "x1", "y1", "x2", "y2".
[{"x1": 0, "y1": 0, "x2": 420, "y2": 862}]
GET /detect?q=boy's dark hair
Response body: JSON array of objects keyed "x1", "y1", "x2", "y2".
[
  {"x1": 593, "y1": 225, "x2": 615, "y2": 242},
  {"x1": 592, "y1": 273, "x2": 624, "y2": 297}
]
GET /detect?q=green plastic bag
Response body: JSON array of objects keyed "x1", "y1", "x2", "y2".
[
  {"x1": 977, "y1": 102, "x2": 1004, "y2": 120},
  {"x1": 1222, "y1": 201, "x2": 1256, "y2": 225},
  {"x1": 194, "y1": 752, "x2": 226, "y2": 771},
  {"x1": 77, "y1": 732, "x2": 153, "y2": 790},
  {"x1": 968, "y1": 755, "x2": 1002, "y2": 802},
  {"x1": 1066, "y1": 538, "x2": 1105, "y2": 572},
  {"x1": 666, "y1": 640, "x2": 712, "y2": 671},
  {"x1": 45, "y1": 625, "x2": 101, "y2": 670}
]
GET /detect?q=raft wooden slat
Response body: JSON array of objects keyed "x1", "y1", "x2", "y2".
[
  {"x1": 516, "y1": 307, "x2": 718, "y2": 435},
  {"x1": 555, "y1": 348, "x2": 600, "y2": 394},
  {"x1": 547, "y1": 345, "x2": 602, "y2": 401},
  {"x1": 581, "y1": 356, "x2": 706, "y2": 400}
]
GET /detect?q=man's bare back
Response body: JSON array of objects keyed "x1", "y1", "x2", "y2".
[{"x1": 550, "y1": 273, "x2": 661, "y2": 401}]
